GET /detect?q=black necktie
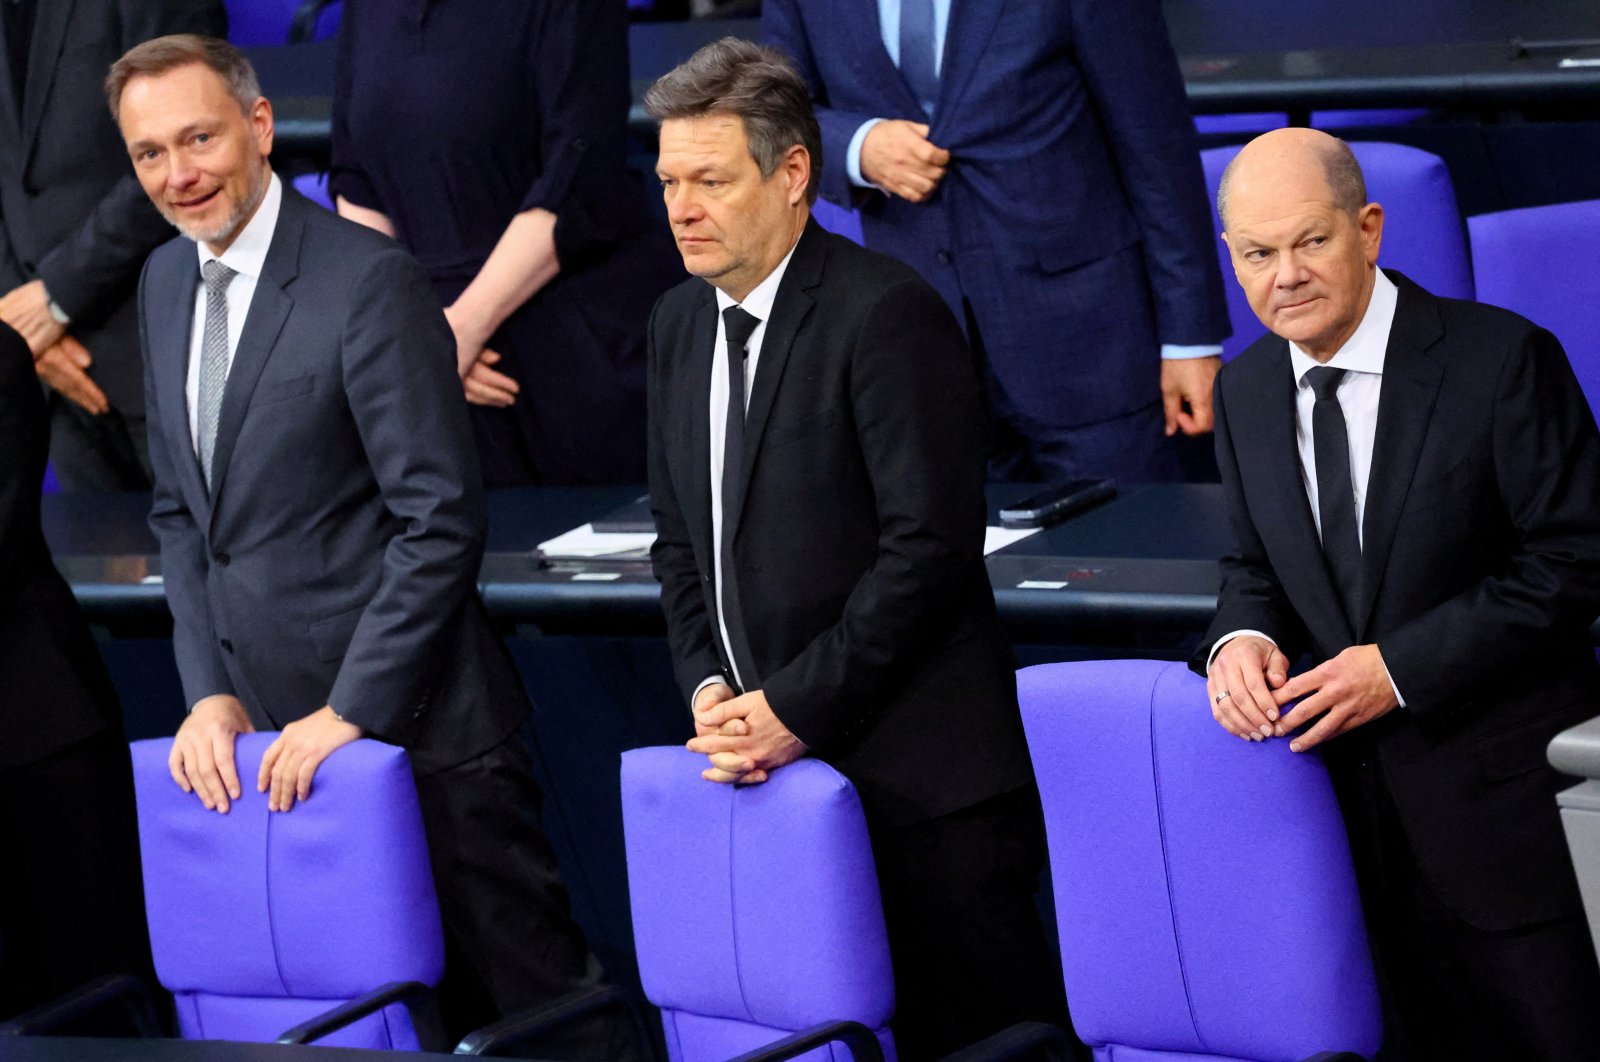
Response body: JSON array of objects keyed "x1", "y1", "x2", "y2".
[
  {"x1": 899, "y1": 0, "x2": 939, "y2": 116},
  {"x1": 719, "y1": 305, "x2": 762, "y2": 690},
  {"x1": 1306, "y1": 366, "x2": 1362, "y2": 626}
]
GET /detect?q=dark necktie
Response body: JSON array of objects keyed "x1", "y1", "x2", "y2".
[
  {"x1": 899, "y1": 0, "x2": 939, "y2": 117},
  {"x1": 1306, "y1": 366, "x2": 1363, "y2": 625},
  {"x1": 719, "y1": 305, "x2": 762, "y2": 690}
]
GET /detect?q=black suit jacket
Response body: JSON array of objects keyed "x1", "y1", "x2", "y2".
[
  {"x1": 0, "y1": 0, "x2": 225, "y2": 418},
  {"x1": 648, "y1": 221, "x2": 1033, "y2": 826},
  {"x1": 0, "y1": 324, "x2": 122, "y2": 767},
  {"x1": 138, "y1": 185, "x2": 526, "y2": 775},
  {"x1": 1197, "y1": 270, "x2": 1600, "y2": 931}
]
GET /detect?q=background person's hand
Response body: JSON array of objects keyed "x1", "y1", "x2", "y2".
[
  {"x1": 1160, "y1": 355, "x2": 1220, "y2": 436},
  {"x1": 36, "y1": 336, "x2": 109, "y2": 415},
  {"x1": 257, "y1": 706, "x2": 363, "y2": 812},
  {"x1": 169, "y1": 694, "x2": 255, "y2": 813},
  {"x1": 0, "y1": 279, "x2": 66, "y2": 356},
  {"x1": 1207, "y1": 634, "x2": 1290, "y2": 740},
  {"x1": 860, "y1": 120, "x2": 951, "y2": 203},
  {"x1": 462, "y1": 348, "x2": 520, "y2": 407}
]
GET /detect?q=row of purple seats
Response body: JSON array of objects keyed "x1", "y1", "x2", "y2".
[
  {"x1": 225, "y1": 0, "x2": 341, "y2": 47},
  {"x1": 621, "y1": 661, "x2": 1382, "y2": 1062}
]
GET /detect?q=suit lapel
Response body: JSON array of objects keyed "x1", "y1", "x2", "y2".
[
  {"x1": 149, "y1": 250, "x2": 211, "y2": 523},
  {"x1": 20, "y1": 0, "x2": 72, "y2": 162},
  {"x1": 934, "y1": 0, "x2": 1006, "y2": 130},
  {"x1": 1355, "y1": 273, "x2": 1445, "y2": 638},
  {"x1": 206, "y1": 191, "x2": 301, "y2": 516},
  {"x1": 728, "y1": 223, "x2": 824, "y2": 535}
]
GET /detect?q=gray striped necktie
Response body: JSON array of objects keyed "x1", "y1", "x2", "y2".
[{"x1": 197, "y1": 259, "x2": 237, "y2": 488}]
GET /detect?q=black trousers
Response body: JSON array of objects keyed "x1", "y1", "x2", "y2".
[
  {"x1": 867, "y1": 785, "x2": 1074, "y2": 1062},
  {"x1": 413, "y1": 728, "x2": 638, "y2": 1058},
  {"x1": 0, "y1": 727, "x2": 155, "y2": 1021},
  {"x1": 47, "y1": 398, "x2": 151, "y2": 493},
  {"x1": 1342, "y1": 761, "x2": 1600, "y2": 1062}
]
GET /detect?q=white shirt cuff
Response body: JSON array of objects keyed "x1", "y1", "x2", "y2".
[
  {"x1": 1206, "y1": 630, "x2": 1275, "y2": 673},
  {"x1": 847, "y1": 118, "x2": 886, "y2": 189},
  {"x1": 1377, "y1": 651, "x2": 1406, "y2": 708},
  {"x1": 1161, "y1": 344, "x2": 1224, "y2": 360}
]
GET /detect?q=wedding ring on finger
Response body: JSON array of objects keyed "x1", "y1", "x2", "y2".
[{"x1": 1214, "y1": 690, "x2": 1232, "y2": 704}]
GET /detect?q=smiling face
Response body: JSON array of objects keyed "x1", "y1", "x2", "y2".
[
  {"x1": 656, "y1": 113, "x2": 809, "y2": 302},
  {"x1": 1221, "y1": 139, "x2": 1384, "y2": 362},
  {"x1": 117, "y1": 61, "x2": 274, "y2": 255}
]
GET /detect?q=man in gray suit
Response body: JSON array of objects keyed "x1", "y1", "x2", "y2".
[
  {"x1": 0, "y1": 0, "x2": 224, "y2": 490},
  {"x1": 111, "y1": 35, "x2": 625, "y2": 1045}
]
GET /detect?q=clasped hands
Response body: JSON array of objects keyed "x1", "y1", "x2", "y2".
[
  {"x1": 1207, "y1": 636, "x2": 1397, "y2": 752},
  {"x1": 0, "y1": 280, "x2": 109, "y2": 415},
  {"x1": 685, "y1": 682, "x2": 807, "y2": 784},
  {"x1": 169, "y1": 695, "x2": 363, "y2": 814},
  {"x1": 444, "y1": 303, "x2": 520, "y2": 409}
]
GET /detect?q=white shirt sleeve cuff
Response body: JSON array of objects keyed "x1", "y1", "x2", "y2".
[
  {"x1": 846, "y1": 118, "x2": 886, "y2": 189},
  {"x1": 1161, "y1": 344, "x2": 1225, "y2": 360},
  {"x1": 1378, "y1": 654, "x2": 1406, "y2": 708},
  {"x1": 1206, "y1": 630, "x2": 1276, "y2": 673}
]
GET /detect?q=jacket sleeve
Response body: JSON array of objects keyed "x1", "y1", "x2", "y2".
[
  {"x1": 760, "y1": 279, "x2": 991, "y2": 749},
  {"x1": 139, "y1": 256, "x2": 235, "y2": 709},
  {"x1": 323, "y1": 248, "x2": 487, "y2": 741},
  {"x1": 646, "y1": 299, "x2": 728, "y2": 704},
  {"x1": 1189, "y1": 373, "x2": 1309, "y2": 676},
  {"x1": 763, "y1": 0, "x2": 883, "y2": 210},
  {"x1": 1380, "y1": 328, "x2": 1600, "y2": 715},
  {"x1": 36, "y1": 0, "x2": 229, "y2": 323},
  {"x1": 1068, "y1": 0, "x2": 1230, "y2": 346}
]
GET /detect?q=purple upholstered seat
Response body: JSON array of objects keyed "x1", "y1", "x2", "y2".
[
  {"x1": 292, "y1": 172, "x2": 335, "y2": 212},
  {"x1": 1468, "y1": 199, "x2": 1600, "y2": 417},
  {"x1": 1201, "y1": 141, "x2": 1472, "y2": 361},
  {"x1": 1018, "y1": 660, "x2": 1381, "y2": 1062},
  {"x1": 622, "y1": 747, "x2": 896, "y2": 1062},
  {"x1": 130, "y1": 735, "x2": 443, "y2": 1050}
]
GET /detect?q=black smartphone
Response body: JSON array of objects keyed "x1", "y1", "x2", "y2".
[{"x1": 997, "y1": 478, "x2": 1116, "y2": 528}]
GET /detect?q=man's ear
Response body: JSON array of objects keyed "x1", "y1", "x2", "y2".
[
  {"x1": 785, "y1": 145, "x2": 810, "y2": 208},
  {"x1": 1358, "y1": 202, "x2": 1384, "y2": 266}
]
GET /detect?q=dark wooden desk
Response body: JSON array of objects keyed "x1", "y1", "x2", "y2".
[{"x1": 0, "y1": 1038, "x2": 484, "y2": 1062}]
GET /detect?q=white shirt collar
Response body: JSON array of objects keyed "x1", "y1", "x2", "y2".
[
  {"x1": 1289, "y1": 268, "x2": 1399, "y2": 386},
  {"x1": 713, "y1": 236, "x2": 801, "y2": 321},
  {"x1": 195, "y1": 169, "x2": 282, "y2": 282}
]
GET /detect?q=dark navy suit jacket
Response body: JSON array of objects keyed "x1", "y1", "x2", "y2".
[
  {"x1": 138, "y1": 186, "x2": 527, "y2": 774},
  {"x1": 765, "y1": 0, "x2": 1229, "y2": 430}
]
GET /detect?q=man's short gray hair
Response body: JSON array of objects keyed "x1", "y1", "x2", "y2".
[
  {"x1": 106, "y1": 34, "x2": 261, "y2": 123},
  {"x1": 1217, "y1": 136, "x2": 1368, "y2": 229},
  {"x1": 644, "y1": 37, "x2": 822, "y2": 205}
]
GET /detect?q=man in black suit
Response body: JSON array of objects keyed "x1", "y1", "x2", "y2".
[
  {"x1": 643, "y1": 39, "x2": 1065, "y2": 1061},
  {"x1": 0, "y1": 0, "x2": 224, "y2": 491},
  {"x1": 0, "y1": 323, "x2": 152, "y2": 1018},
  {"x1": 111, "y1": 36, "x2": 623, "y2": 1045},
  {"x1": 1198, "y1": 128, "x2": 1600, "y2": 1060}
]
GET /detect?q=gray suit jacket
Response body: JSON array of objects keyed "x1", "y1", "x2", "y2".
[
  {"x1": 0, "y1": 0, "x2": 225, "y2": 417},
  {"x1": 138, "y1": 185, "x2": 527, "y2": 774}
]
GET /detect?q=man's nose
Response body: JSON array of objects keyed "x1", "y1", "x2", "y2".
[
  {"x1": 666, "y1": 186, "x2": 701, "y2": 225},
  {"x1": 168, "y1": 151, "x2": 200, "y2": 189},
  {"x1": 1274, "y1": 250, "x2": 1307, "y2": 288}
]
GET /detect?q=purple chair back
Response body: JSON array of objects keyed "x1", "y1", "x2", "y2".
[
  {"x1": 1469, "y1": 199, "x2": 1600, "y2": 418},
  {"x1": 292, "y1": 172, "x2": 335, "y2": 211},
  {"x1": 1202, "y1": 141, "x2": 1472, "y2": 361},
  {"x1": 1018, "y1": 661, "x2": 1381, "y2": 1062},
  {"x1": 622, "y1": 747, "x2": 895, "y2": 1061},
  {"x1": 130, "y1": 735, "x2": 443, "y2": 1050}
]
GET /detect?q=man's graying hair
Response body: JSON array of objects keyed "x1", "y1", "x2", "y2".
[
  {"x1": 644, "y1": 37, "x2": 822, "y2": 205},
  {"x1": 105, "y1": 34, "x2": 261, "y2": 123},
  {"x1": 1216, "y1": 136, "x2": 1367, "y2": 229}
]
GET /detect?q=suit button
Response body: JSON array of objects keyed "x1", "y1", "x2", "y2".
[
  {"x1": 214, "y1": 551, "x2": 230, "y2": 566},
  {"x1": 220, "y1": 639, "x2": 234, "y2": 653},
  {"x1": 21, "y1": 260, "x2": 34, "y2": 273},
  {"x1": 702, "y1": 573, "x2": 711, "y2": 583},
  {"x1": 23, "y1": 183, "x2": 38, "y2": 198},
  {"x1": 936, "y1": 250, "x2": 952, "y2": 265}
]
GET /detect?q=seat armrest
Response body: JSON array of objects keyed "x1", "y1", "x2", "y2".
[
  {"x1": 724, "y1": 1019, "x2": 886, "y2": 1062},
  {"x1": 935, "y1": 1021, "x2": 1075, "y2": 1061},
  {"x1": 453, "y1": 983, "x2": 651, "y2": 1057},
  {"x1": 274, "y1": 980, "x2": 447, "y2": 1051},
  {"x1": 0, "y1": 974, "x2": 161, "y2": 1038}
]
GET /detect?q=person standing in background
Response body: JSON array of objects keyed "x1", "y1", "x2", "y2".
[
  {"x1": 764, "y1": 0, "x2": 1230, "y2": 482},
  {"x1": 331, "y1": 0, "x2": 681, "y2": 486},
  {"x1": 0, "y1": 0, "x2": 226, "y2": 491}
]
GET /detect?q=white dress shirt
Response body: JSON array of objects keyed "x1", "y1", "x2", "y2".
[
  {"x1": 1209, "y1": 269, "x2": 1404, "y2": 703},
  {"x1": 185, "y1": 171, "x2": 282, "y2": 453},
  {"x1": 697, "y1": 241, "x2": 800, "y2": 698}
]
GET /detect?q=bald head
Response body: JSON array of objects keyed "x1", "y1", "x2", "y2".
[{"x1": 1217, "y1": 128, "x2": 1366, "y2": 232}]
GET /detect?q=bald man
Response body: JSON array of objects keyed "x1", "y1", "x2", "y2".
[{"x1": 1193, "y1": 129, "x2": 1600, "y2": 1060}]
